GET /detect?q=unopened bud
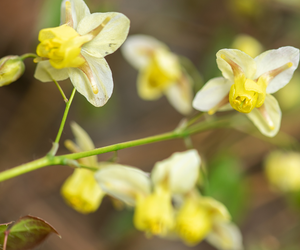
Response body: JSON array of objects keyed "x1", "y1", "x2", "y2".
[{"x1": 0, "y1": 56, "x2": 25, "y2": 86}]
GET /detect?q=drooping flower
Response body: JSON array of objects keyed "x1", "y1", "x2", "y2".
[
  {"x1": 34, "y1": 0, "x2": 130, "y2": 107},
  {"x1": 264, "y1": 151, "x2": 300, "y2": 192},
  {"x1": 121, "y1": 35, "x2": 194, "y2": 115},
  {"x1": 95, "y1": 150, "x2": 201, "y2": 236},
  {"x1": 61, "y1": 122, "x2": 105, "y2": 213},
  {"x1": 175, "y1": 193, "x2": 243, "y2": 250},
  {"x1": 193, "y1": 46, "x2": 299, "y2": 137}
]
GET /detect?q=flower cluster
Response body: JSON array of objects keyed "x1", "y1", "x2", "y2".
[{"x1": 95, "y1": 150, "x2": 243, "y2": 249}]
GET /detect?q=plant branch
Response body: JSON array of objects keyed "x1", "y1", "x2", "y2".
[{"x1": 0, "y1": 117, "x2": 231, "y2": 183}]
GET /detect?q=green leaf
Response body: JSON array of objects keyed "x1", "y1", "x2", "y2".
[
  {"x1": 3, "y1": 215, "x2": 60, "y2": 250},
  {"x1": 204, "y1": 153, "x2": 249, "y2": 222}
]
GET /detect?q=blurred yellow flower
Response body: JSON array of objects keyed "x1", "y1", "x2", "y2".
[
  {"x1": 61, "y1": 168, "x2": 105, "y2": 214},
  {"x1": 61, "y1": 122, "x2": 105, "y2": 213},
  {"x1": 122, "y1": 35, "x2": 194, "y2": 115},
  {"x1": 34, "y1": 0, "x2": 130, "y2": 107},
  {"x1": 134, "y1": 186, "x2": 174, "y2": 236},
  {"x1": 232, "y1": 34, "x2": 263, "y2": 58},
  {"x1": 265, "y1": 151, "x2": 300, "y2": 192}
]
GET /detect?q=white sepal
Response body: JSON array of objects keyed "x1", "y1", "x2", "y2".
[
  {"x1": 151, "y1": 150, "x2": 201, "y2": 194},
  {"x1": 94, "y1": 164, "x2": 151, "y2": 206},
  {"x1": 193, "y1": 77, "x2": 231, "y2": 112},
  {"x1": 247, "y1": 94, "x2": 281, "y2": 137},
  {"x1": 254, "y1": 46, "x2": 300, "y2": 94}
]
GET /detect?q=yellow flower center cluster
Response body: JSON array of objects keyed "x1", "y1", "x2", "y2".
[
  {"x1": 134, "y1": 187, "x2": 174, "y2": 235},
  {"x1": 175, "y1": 198, "x2": 212, "y2": 245},
  {"x1": 221, "y1": 54, "x2": 292, "y2": 113},
  {"x1": 36, "y1": 25, "x2": 92, "y2": 69}
]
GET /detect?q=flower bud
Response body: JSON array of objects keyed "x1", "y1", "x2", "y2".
[{"x1": 0, "y1": 56, "x2": 25, "y2": 86}]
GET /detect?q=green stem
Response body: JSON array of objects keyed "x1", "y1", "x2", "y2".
[
  {"x1": 20, "y1": 53, "x2": 37, "y2": 60},
  {"x1": 0, "y1": 118, "x2": 231, "y2": 183},
  {"x1": 53, "y1": 79, "x2": 69, "y2": 103},
  {"x1": 55, "y1": 88, "x2": 76, "y2": 145}
]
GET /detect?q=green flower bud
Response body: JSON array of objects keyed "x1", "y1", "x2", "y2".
[{"x1": 0, "y1": 56, "x2": 25, "y2": 86}]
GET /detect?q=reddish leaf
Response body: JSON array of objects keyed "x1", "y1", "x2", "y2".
[{"x1": 1, "y1": 215, "x2": 60, "y2": 250}]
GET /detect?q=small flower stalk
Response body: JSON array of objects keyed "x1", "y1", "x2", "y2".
[
  {"x1": 121, "y1": 35, "x2": 194, "y2": 115},
  {"x1": 34, "y1": 0, "x2": 130, "y2": 107},
  {"x1": 193, "y1": 46, "x2": 299, "y2": 137},
  {"x1": 0, "y1": 56, "x2": 25, "y2": 86}
]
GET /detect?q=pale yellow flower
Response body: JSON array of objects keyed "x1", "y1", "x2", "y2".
[
  {"x1": 193, "y1": 47, "x2": 299, "y2": 137},
  {"x1": 95, "y1": 150, "x2": 201, "y2": 236},
  {"x1": 265, "y1": 151, "x2": 300, "y2": 192},
  {"x1": 232, "y1": 34, "x2": 263, "y2": 58},
  {"x1": 175, "y1": 193, "x2": 243, "y2": 250},
  {"x1": 122, "y1": 35, "x2": 193, "y2": 115},
  {"x1": 34, "y1": 0, "x2": 130, "y2": 107},
  {"x1": 61, "y1": 122, "x2": 105, "y2": 213}
]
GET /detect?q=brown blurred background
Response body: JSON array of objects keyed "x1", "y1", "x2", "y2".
[{"x1": 1, "y1": 0, "x2": 300, "y2": 249}]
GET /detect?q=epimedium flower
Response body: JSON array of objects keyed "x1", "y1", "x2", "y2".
[
  {"x1": 121, "y1": 35, "x2": 194, "y2": 115},
  {"x1": 193, "y1": 46, "x2": 299, "y2": 137},
  {"x1": 95, "y1": 150, "x2": 201, "y2": 237},
  {"x1": 175, "y1": 192, "x2": 243, "y2": 250},
  {"x1": 61, "y1": 122, "x2": 105, "y2": 214},
  {"x1": 264, "y1": 151, "x2": 300, "y2": 192},
  {"x1": 34, "y1": 0, "x2": 130, "y2": 107}
]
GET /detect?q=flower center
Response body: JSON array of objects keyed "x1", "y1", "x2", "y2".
[
  {"x1": 36, "y1": 24, "x2": 93, "y2": 69},
  {"x1": 221, "y1": 54, "x2": 292, "y2": 113}
]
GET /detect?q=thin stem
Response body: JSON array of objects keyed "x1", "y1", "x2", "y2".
[
  {"x1": 53, "y1": 79, "x2": 69, "y2": 103},
  {"x1": 186, "y1": 112, "x2": 204, "y2": 127},
  {"x1": 0, "y1": 118, "x2": 231, "y2": 183},
  {"x1": 55, "y1": 88, "x2": 76, "y2": 145},
  {"x1": 3, "y1": 231, "x2": 8, "y2": 250},
  {"x1": 20, "y1": 53, "x2": 38, "y2": 60}
]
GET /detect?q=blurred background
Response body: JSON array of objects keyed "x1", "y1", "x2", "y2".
[{"x1": 1, "y1": 0, "x2": 300, "y2": 249}]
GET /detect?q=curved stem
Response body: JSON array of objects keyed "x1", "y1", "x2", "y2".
[
  {"x1": 20, "y1": 53, "x2": 38, "y2": 60},
  {"x1": 55, "y1": 88, "x2": 76, "y2": 145},
  {"x1": 0, "y1": 118, "x2": 231, "y2": 182}
]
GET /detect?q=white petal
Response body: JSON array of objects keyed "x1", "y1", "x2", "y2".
[
  {"x1": 254, "y1": 46, "x2": 299, "y2": 94},
  {"x1": 192, "y1": 77, "x2": 231, "y2": 112},
  {"x1": 151, "y1": 150, "x2": 201, "y2": 194},
  {"x1": 216, "y1": 49, "x2": 256, "y2": 82},
  {"x1": 165, "y1": 81, "x2": 193, "y2": 115},
  {"x1": 247, "y1": 94, "x2": 281, "y2": 137},
  {"x1": 70, "y1": 122, "x2": 97, "y2": 167},
  {"x1": 34, "y1": 61, "x2": 69, "y2": 82},
  {"x1": 61, "y1": 0, "x2": 90, "y2": 29},
  {"x1": 78, "y1": 12, "x2": 130, "y2": 58},
  {"x1": 121, "y1": 34, "x2": 168, "y2": 70},
  {"x1": 68, "y1": 52, "x2": 113, "y2": 107},
  {"x1": 206, "y1": 222, "x2": 244, "y2": 250},
  {"x1": 94, "y1": 164, "x2": 151, "y2": 206}
]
